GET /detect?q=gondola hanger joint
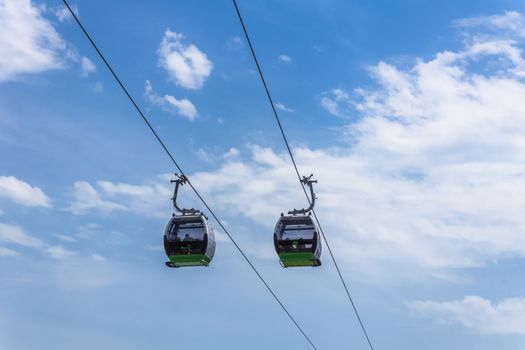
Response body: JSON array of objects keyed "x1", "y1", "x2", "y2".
[
  {"x1": 171, "y1": 174, "x2": 200, "y2": 216},
  {"x1": 274, "y1": 174, "x2": 322, "y2": 267},
  {"x1": 288, "y1": 174, "x2": 317, "y2": 216},
  {"x1": 164, "y1": 175, "x2": 216, "y2": 268}
]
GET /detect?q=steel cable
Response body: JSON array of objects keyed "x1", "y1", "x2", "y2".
[
  {"x1": 232, "y1": 1, "x2": 375, "y2": 349},
  {"x1": 62, "y1": 1, "x2": 318, "y2": 348}
]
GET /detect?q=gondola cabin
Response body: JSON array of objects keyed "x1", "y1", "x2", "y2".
[
  {"x1": 164, "y1": 213, "x2": 216, "y2": 268},
  {"x1": 273, "y1": 214, "x2": 322, "y2": 267},
  {"x1": 273, "y1": 174, "x2": 322, "y2": 268}
]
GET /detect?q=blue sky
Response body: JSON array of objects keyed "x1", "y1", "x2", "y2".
[{"x1": 2, "y1": 0, "x2": 525, "y2": 349}]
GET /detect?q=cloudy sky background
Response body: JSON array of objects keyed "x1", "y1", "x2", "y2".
[{"x1": 1, "y1": 0, "x2": 525, "y2": 349}]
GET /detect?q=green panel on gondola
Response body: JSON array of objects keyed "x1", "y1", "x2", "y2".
[
  {"x1": 169, "y1": 254, "x2": 211, "y2": 267},
  {"x1": 278, "y1": 252, "x2": 317, "y2": 267}
]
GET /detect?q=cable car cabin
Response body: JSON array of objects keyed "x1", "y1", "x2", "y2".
[
  {"x1": 273, "y1": 215, "x2": 322, "y2": 268},
  {"x1": 164, "y1": 214, "x2": 216, "y2": 268}
]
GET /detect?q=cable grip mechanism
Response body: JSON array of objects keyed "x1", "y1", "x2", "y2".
[
  {"x1": 288, "y1": 174, "x2": 317, "y2": 216},
  {"x1": 171, "y1": 174, "x2": 200, "y2": 215}
]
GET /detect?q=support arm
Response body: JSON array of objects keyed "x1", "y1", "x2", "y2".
[
  {"x1": 288, "y1": 174, "x2": 317, "y2": 215},
  {"x1": 171, "y1": 174, "x2": 200, "y2": 215}
]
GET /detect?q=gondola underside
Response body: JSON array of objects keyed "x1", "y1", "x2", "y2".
[
  {"x1": 167, "y1": 254, "x2": 212, "y2": 267},
  {"x1": 279, "y1": 251, "x2": 321, "y2": 267}
]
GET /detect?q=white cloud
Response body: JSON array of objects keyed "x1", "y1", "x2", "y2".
[
  {"x1": 54, "y1": 234, "x2": 77, "y2": 242},
  {"x1": 67, "y1": 181, "x2": 125, "y2": 215},
  {"x1": 454, "y1": 11, "x2": 525, "y2": 38},
  {"x1": 80, "y1": 56, "x2": 96, "y2": 76},
  {"x1": 275, "y1": 102, "x2": 294, "y2": 112},
  {"x1": 55, "y1": 3, "x2": 78, "y2": 22},
  {"x1": 452, "y1": 11, "x2": 525, "y2": 77},
  {"x1": 46, "y1": 245, "x2": 77, "y2": 259},
  {"x1": 60, "y1": 12, "x2": 525, "y2": 280},
  {"x1": 0, "y1": 223, "x2": 44, "y2": 248},
  {"x1": 185, "y1": 15, "x2": 525, "y2": 276},
  {"x1": 74, "y1": 223, "x2": 101, "y2": 240},
  {"x1": 278, "y1": 54, "x2": 292, "y2": 63},
  {"x1": 223, "y1": 147, "x2": 240, "y2": 160},
  {"x1": 0, "y1": 176, "x2": 51, "y2": 208},
  {"x1": 320, "y1": 88, "x2": 352, "y2": 117},
  {"x1": 0, "y1": 246, "x2": 17, "y2": 256},
  {"x1": 145, "y1": 80, "x2": 197, "y2": 120},
  {"x1": 0, "y1": 0, "x2": 66, "y2": 81},
  {"x1": 196, "y1": 147, "x2": 216, "y2": 164},
  {"x1": 91, "y1": 253, "x2": 106, "y2": 261},
  {"x1": 196, "y1": 147, "x2": 241, "y2": 164},
  {"x1": 158, "y1": 29, "x2": 213, "y2": 90},
  {"x1": 226, "y1": 35, "x2": 243, "y2": 50},
  {"x1": 189, "y1": 146, "x2": 300, "y2": 226},
  {"x1": 67, "y1": 179, "x2": 171, "y2": 218},
  {"x1": 411, "y1": 296, "x2": 525, "y2": 335},
  {"x1": 162, "y1": 95, "x2": 197, "y2": 119},
  {"x1": 0, "y1": 223, "x2": 77, "y2": 261}
]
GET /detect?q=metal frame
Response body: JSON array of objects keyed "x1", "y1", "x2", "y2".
[
  {"x1": 164, "y1": 175, "x2": 215, "y2": 268},
  {"x1": 274, "y1": 215, "x2": 320, "y2": 253},
  {"x1": 164, "y1": 213, "x2": 216, "y2": 268},
  {"x1": 287, "y1": 174, "x2": 317, "y2": 216},
  {"x1": 273, "y1": 174, "x2": 322, "y2": 267},
  {"x1": 171, "y1": 174, "x2": 200, "y2": 216}
]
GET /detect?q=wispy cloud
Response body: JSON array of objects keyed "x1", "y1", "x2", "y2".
[
  {"x1": 0, "y1": 0, "x2": 66, "y2": 81},
  {"x1": 320, "y1": 88, "x2": 352, "y2": 117},
  {"x1": 186, "y1": 15, "x2": 525, "y2": 276},
  {"x1": 0, "y1": 1, "x2": 98, "y2": 83},
  {"x1": 54, "y1": 3, "x2": 78, "y2": 22},
  {"x1": 195, "y1": 147, "x2": 217, "y2": 164},
  {"x1": 223, "y1": 147, "x2": 240, "y2": 160},
  {"x1": 0, "y1": 246, "x2": 17, "y2": 256},
  {"x1": 54, "y1": 234, "x2": 77, "y2": 242},
  {"x1": 278, "y1": 54, "x2": 292, "y2": 63},
  {"x1": 91, "y1": 253, "x2": 106, "y2": 261},
  {"x1": 454, "y1": 11, "x2": 525, "y2": 38},
  {"x1": 0, "y1": 223, "x2": 79, "y2": 261},
  {"x1": 0, "y1": 222, "x2": 44, "y2": 249},
  {"x1": 46, "y1": 245, "x2": 77, "y2": 260},
  {"x1": 67, "y1": 179, "x2": 171, "y2": 218},
  {"x1": 67, "y1": 181, "x2": 125, "y2": 215},
  {"x1": 80, "y1": 56, "x2": 96, "y2": 77},
  {"x1": 158, "y1": 29, "x2": 213, "y2": 90},
  {"x1": 410, "y1": 296, "x2": 525, "y2": 335},
  {"x1": 275, "y1": 102, "x2": 294, "y2": 112},
  {"x1": 226, "y1": 35, "x2": 243, "y2": 50},
  {"x1": 0, "y1": 176, "x2": 52, "y2": 208},
  {"x1": 145, "y1": 80, "x2": 197, "y2": 120}
]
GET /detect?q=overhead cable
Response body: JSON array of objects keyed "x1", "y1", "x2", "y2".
[
  {"x1": 231, "y1": 1, "x2": 376, "y2": 349},
  {"x1": 62, "y1": 1, "x2": 318, "y2": 348}
]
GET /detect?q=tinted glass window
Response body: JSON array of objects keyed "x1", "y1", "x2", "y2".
[
  {"x1": 282, "y1": 224, "x2": 314, "y2": 240},
  {"x1": 177, "y1": 224, "x2": 205, "y2": 241}
]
